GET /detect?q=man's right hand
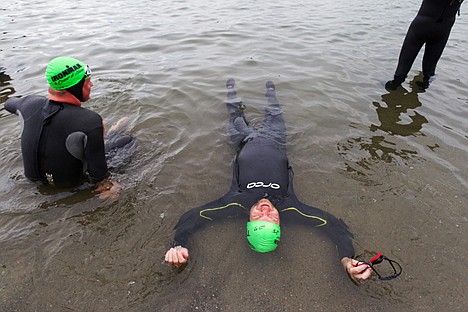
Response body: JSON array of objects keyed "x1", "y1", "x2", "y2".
[{"x1": 165, "y1": 246, "x2": 189, "y2": 267}]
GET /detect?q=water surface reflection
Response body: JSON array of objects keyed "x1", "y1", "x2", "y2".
[
  {"x1": 371, "y1": 73, "x2": 428, "y2": 137},
  {"x1": 0, "y1": 68, "x2": 15, "y2": 107}
]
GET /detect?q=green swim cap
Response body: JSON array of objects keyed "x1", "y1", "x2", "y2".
[
  {"x1": 246, "y1": 221, "x2": 281, "y2": 253},
  {"x1": 46, "y1": 56, "x2": 89, "y2": 90}
]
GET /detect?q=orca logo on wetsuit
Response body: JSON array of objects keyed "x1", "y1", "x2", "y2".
[{"x1": 246, "y1": 181, "x2": 281, "y2": 190}]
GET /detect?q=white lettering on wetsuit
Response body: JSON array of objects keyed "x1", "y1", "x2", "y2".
[{"x1": 246, "y1": 182, "x2": 281, "y2": 189}]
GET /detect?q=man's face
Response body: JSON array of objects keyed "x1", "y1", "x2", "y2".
[
  {"x1": 249, "y1": 198, "x2": 280, "y2": 225},
  {"x1": 82, "y1": 78, "x2": 93, "y2": 102}
]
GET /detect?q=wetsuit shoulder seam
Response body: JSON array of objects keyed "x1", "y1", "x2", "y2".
[{"x1": 280, "y1": 207, "x2": 327, "y2": 226}]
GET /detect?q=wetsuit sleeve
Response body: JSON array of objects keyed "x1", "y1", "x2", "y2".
[
  {"x1": 84, "y1": 117, "x2": 109, "y2": 183},
  {"x1": 4, "y1": 98, "x2": 22, "y2": 114},
  {"x1": 280, "y1": 202, "x2": 355, "y2": 259},
  {"x1": 172, "y1": 195, "x2": 247, "y2": 247}
]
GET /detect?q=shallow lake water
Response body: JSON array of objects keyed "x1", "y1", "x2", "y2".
[{"x1": 1, "y1": 0, "x2": 467, "y2": 311}]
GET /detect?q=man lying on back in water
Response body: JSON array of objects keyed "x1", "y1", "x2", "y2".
[{"x1": 165, "y1": 79, "x2": 372, "y2": 282}]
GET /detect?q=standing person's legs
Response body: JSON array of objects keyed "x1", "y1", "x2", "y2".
[
  {"x1": 421, "y1": 20, "x2": 454, "y2": 85},
  {"x1": 225, "y1": 78, "x2": 251, "y2": 148},
  {"x1": 386, "y1": 18, "x2": 426, "y2": 90},
  {"x1": 262, "y1": 81, "x2": 286, "y2": 146},
  {"x1": 394, "y1": 31, "x2": 424, "y2": 80}
]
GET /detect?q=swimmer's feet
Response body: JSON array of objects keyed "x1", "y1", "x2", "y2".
[
  {"x1": 108, "y1": 116, "x2": 129, "y2": 135},
  {"x1": 385, "y1": 80, "x2": 401, "y2": 91},
  {"x1": 415, "y1": 75, "x2": 431, "y2": 90},
  {"x1": 415, "y1": 81, "x2": 429, "y2": 89},
  {"x1": 225, "y1": 78, "x2": 244, "y2": 113},
  {"x1": 265, "y1": 80, "x2": 276, "y2": 97},
  {"x1": 266, "y1": 80, "x2": 275, "y2": 91},
  {"x1": 385, "y1": 75, "x2": 405, "y2": 92},
  {"x1": 226, "y1": 78, "x2": 235, "y2": 89}
]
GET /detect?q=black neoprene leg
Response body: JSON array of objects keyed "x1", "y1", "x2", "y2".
[
  {"x1": 421, "y1": 21, "x2": 454, "y2": 77},
  {"x1": 262, "y1": 81, "x2": 286, "y2": 146},
  {"x1": 225, "y1": 79, "x2": 251, "y2": 148},
  {"x1": 394, "y1": 22, "x2": 425, "y2": 82}
]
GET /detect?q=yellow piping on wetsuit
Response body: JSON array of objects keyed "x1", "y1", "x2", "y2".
[
  {"x1": 280, "y1": 207, "x2": 327, "y2": 227},
  {"x1": 200, "y1": 202, "x2": 245, "y2": 220}
]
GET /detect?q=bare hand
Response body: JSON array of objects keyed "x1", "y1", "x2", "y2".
[
  {"x1": 165, "y1": 246, "x2": 189, "y2": 267},
  {"x1": 341, "y1": 257, "x2": 372, "y2": 283},
  {"x1": 95, "y1": 179, "x2": 122, "y2": 200}
]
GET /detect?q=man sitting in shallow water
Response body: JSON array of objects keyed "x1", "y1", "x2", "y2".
[
  {"x1": 4, "y1": 56, "x2": 135, "y2": 199},
  {"x1": 165, "y1": 79, "x2": 372, "y2": 283}
]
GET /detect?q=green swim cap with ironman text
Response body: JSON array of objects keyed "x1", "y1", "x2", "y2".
[
  {"x1": 46, "y1": 56, "x2": 88, "y2": 90},
  {"x1": 246, "y1": 220, "x2": 281, "y2": 253}
]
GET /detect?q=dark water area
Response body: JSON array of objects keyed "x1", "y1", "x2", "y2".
[{"x1": 1, "y1": 0, "x2": 467, "y2": 311}]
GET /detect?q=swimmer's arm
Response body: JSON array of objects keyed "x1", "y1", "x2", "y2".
[
  {"x1": 166, "y1": 196, "x2": 244, "y2": 266},
  {"x1": 172, "y1": 196, "x2": 245, "y2": 245},
  {"x1": 283, "y1": 202, "x2": 355, "y2": 260},
  {"x1": 171, "y1": 198, "x2": 228, "y2": 246},
  {"x1": 164, "y1": 206, "x2": 206, "y2": 267},
  {"x1": 290, "y1": 203, "x2": 372, "y2": 282},
  {"x1": 85, "y1": 117, "x2": 109, "y2": 184},
  {"x1": 4, "y1": 98, "x2": 22, "y2": 114}
]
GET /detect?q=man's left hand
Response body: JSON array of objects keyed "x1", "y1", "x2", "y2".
[{"x1": 341, "y1": 257, "x2": 372, "y2": 283}]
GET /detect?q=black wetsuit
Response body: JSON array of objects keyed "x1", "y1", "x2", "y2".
[
  {"x1": 172, "y1": 83, "x2": 354, "y2": 260},
  {"x1": 5, "y1": 95, "x2": 108, "y2": 187},
  {"x1": 393, "y1": 0, "x2": 463, "y2": 84}
]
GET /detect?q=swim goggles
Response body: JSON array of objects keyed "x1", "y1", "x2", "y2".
[
  {"x1": 84, "y1": 65, "x2": 92, "y2": 80},
  {"x1": 354, "y1": 253, "x2": 402, "y2": 281}
]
